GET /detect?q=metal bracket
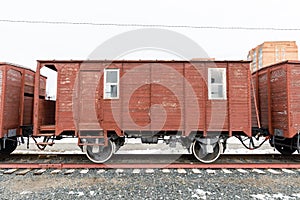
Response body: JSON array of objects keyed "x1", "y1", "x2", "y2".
[{"x1": 196, "y1": 137, "x2": 219, "y2": 154}]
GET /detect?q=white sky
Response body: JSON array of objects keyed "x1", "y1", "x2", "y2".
[{"x1": 0, "y1": 0, "x2": 299, "y2": 96}]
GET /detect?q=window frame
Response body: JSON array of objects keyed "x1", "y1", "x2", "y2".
[
  {"x1": 103, "y1": 68, "x2": 120, "y2": 99},
  {"x1": 208, "y1": 68, "x2": 227, "y2": 100}
]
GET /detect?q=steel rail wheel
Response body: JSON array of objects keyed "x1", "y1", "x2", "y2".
[
  {"x1": 86, "y1": 140, "x2": 115, "y2": 163},
  {"x1": 275, "y1": 145, "x2": 296, "y2": 155},
  {"x1": 272, "y1": 137, "x2": 296, "y2": 155},
  {"x1": 0, "y1": 137, "x2": 18, "y2": 155},
  {"x1": 192, "y1": 140, "x2": 222, "y2": 163}
]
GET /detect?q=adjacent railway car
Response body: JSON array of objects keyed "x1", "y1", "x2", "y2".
[
  {"x1": 0, "y1": 63, "x2": 47, "y2": 154},
  {"x1": 252, "y1": 60, "x2": 300, "y2": 155},
  {"x1": 32, "y1": 60, "x2": 252, "y2": 163}
]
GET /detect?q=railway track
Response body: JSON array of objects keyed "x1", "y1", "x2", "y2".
[
  {"x1": 0, "y1": 154, "x2": 299, "y2": 199},
  {"x1": 0, "y1": 153, "x2": 299, "y2": 169}
]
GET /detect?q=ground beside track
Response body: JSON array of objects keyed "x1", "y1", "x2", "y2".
[
  {"x1": 0, "y1": 168, "x2": 299, "y2": 200},
  {"x1": 4, "y1": 137, "x2": 299, "y2": 200}
]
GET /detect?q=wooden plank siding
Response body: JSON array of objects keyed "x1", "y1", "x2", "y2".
[
  {"x1": 252, "y1": 60, "x2": 300, "y2": 138},
  {"x1": 0, "y1": 63, "x2": 47, "y2": 138},
  {"x1": 34, "y1": 60, "x2": 252, "y2": 137},
  {"x1": 0, "y1": 69, "x2": 3, "y2": 136}
]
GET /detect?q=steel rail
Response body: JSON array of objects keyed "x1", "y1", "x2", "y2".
[{"x1": 0, "y1": 163, "x2": 300, "y2": 169}]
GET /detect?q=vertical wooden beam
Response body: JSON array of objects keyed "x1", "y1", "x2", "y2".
[
  {"x1": 19, "y1": 69, "x2": 25, "y2": 135},
  {"x1": 267, "y1": 68, "x2": 273, "y2": 135},
  {"x1": 54, "y1": 64, "x2": 59, "y2": 136},
  {"x1": 183, "y1": 62, "x2": 186, "y2": 136},
  {"x1": 286, "y1": 64, "x2": 291, "y2": 138},
  {"x1": 227, "y1": 62, "x2": 232, "y2": 136},
  {"x1": 33, "y1": 62, "x2": 41, "y2": 136},
  {"x1": 247, "y1": 64, "x2": 252, "y2": 136},
  {"x1": 3, "y1": 65, "x2": 8, "y2": 136},
  {"x1": 149, "y1": 63, "x2": 152, "y2": 132},
  {"x1": 0, "y1": 66, "x2": 7, "y2": 138},
  {"x1": 255, "y1": 70, "x2": 260, "y2": 117},
  {"x1": 253, "y1": 69, "x2": 261, "y2": 131},
  {"x1": 120, "y1": 62, "x2": 124, "y2": 132},
  {"x1": 203, "y1": 63, "x2": 207, "y2": 137}
]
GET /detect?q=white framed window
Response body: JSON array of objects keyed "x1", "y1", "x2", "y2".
[
  {"x1": 104, "y1": 69, "x2": 119, "y2": 99},
  {"x1": 208, "y1": 68, "x2": 227, "y2": 100}
]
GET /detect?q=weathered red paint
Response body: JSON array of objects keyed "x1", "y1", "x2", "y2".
[
  {"x1": 252, "y1": 60, "x2": 300, "y2": 138},
  {"x1": 33, "y1": 60, "x2": 252, "y2": 138},
  {"x1": 0, "y1": 63, "x2": 46, "y2": 139}
]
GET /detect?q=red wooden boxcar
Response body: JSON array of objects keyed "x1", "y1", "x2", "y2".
[
  {"x1": 33, "y1": 60, "x2": 251, "y2": 163},
  {"x1": 0, "y1": 62, "x2": 47, "y2": 154},
  {"x1": 252, "y1": 60, "x2": 300, "y2": 155}
]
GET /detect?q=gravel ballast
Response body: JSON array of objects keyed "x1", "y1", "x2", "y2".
[{"x1": 0, "y1": 169, "x2": 299, "y2": 200}]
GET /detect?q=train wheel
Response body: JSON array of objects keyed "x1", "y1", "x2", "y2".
[
  {"x1": 0, "y1": 137, "x2": 18, "y2": 155},
  {"x1": 275, "y1": 145, "x2": 295, "y2": 155},
  {"x1": 274, "y1": 137, "x2": 296, "y2": 155},
  {"x1": 274, "y1": 138, "x2": 296, "y2": 155},
  {"x1": 192, "y1": 140, "x2": 222, "y2": 163},
  {"x1": 86, "y1": 140, "x2": 115, "y2": 163}
]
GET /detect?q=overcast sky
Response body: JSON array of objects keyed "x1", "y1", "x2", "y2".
[{"x1": 1, "y1": 0, "x2": 299, "y2": 69}]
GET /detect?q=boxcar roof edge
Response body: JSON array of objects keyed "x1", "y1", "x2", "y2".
[
  {"x1": 252, "y1": 60, "x2": 300, "y2": 75},
  {"x1": 37, "y1": 59, "x2": 251, "y2": 64}
]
